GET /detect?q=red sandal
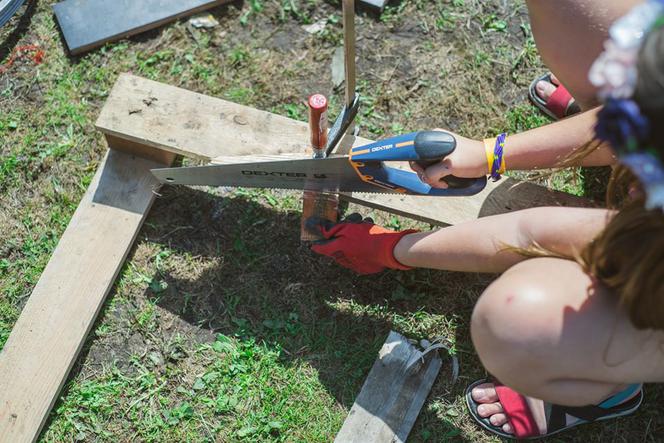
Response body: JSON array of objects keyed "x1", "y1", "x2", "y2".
[
  {"x1": 529, "y1": 73, "x2": 581, "y2": 120},
  {"x1": 466, "y1": 378, "x2": 643, "y2": 439}
]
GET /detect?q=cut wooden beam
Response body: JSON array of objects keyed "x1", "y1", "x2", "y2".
[
  {"x1": 335, "y1": 331, "x2": 442, "y2": 443},
  {"x1": 96, "y1": 74, "x2": 592, "y2": 226},
  {"x1": 104, "y1": 134, "x2": 179, "y2": 165},
  {"x1": 96, "y1": 73, "x2": 310, "y2": 161},
  {"x1": 52, "y1": 0, "x2": 230, "y2": 55},
  {"x1": 0, "y1": 148, "x2": 173, "y2": 442}
]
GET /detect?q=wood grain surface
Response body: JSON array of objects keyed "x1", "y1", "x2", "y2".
[{"x1": 334, "y1": 331, "x2": 442, "y2": 443}]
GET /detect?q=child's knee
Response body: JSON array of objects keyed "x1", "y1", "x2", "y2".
[{"x1": 470, "y1": 259, "x2": 565, "y2": 384}]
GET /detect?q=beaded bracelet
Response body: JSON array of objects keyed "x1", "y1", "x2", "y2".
[{"x1": 483, "y1": 133, "x2": 507, "y2": 181}]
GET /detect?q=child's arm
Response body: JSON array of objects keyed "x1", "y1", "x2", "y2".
[
  {"x1": 500, "y1": 108, "x2": 614, "y2": 169},
  {"x1": 412, "y1": 108, "x2": 616, "y2": 187},
  {"x1": 309, "y1": 207, "x2": 611, "y2": 274},
  {"x1": 393, "y1": 207, "x2": 611, "y2": 273}
]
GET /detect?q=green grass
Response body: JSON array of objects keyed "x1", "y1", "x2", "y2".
[
  {"x1": 1, "y1": 1, "x2": 661, "y2": 442},
  {"x1": 44, "y1": 334, "x2": 343, "y2": 442}
]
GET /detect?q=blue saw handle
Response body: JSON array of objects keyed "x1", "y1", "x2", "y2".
[{"x1": 348, "y1": 131, "x2": 487, "y2": 196}]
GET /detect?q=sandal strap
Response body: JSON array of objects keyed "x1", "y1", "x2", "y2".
[
  {"x1": 494, "y1": 383, "x2": 540, "y2": 437},
  {"x1": 547, "y1": 84, "x2": 573, "y2": 119},
  {"x1": 548, "y1": 392, "x2": 642, "y2": 433},
  {"x1": 495, "y1": 382, "x2": 643, "y2": 438}
]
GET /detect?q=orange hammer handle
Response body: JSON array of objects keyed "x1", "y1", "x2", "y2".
[{"x1": 308, "y1": 94, "x2": 328, "y2": 157}]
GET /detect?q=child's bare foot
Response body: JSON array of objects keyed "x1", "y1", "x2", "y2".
[
  {"x1": 535, "y1": 74, "x2": 572, "y2": 108},
  {"x1": 471, "y1": 382, "x2": 514, "y2": 434}
]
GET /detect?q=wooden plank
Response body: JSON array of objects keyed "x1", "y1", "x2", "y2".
[
  {"x1": 335, "y1": 331, "x2": 442, "y2": 443},
  {"x1": 96, "y1": 73, "x2": 310, "y2": 161},
  {"x1": 96, "y1": 74, "x2": 593, "y2": 226},
  {"x1": 341, "y1": 176, "x2": 594, "y2": 226},
  {"x1": 52, "y1": 0, "x2": 230, "y2": 55},
  {"x1": 0, "y1": 148, "x2": 173, "y2": 442}
]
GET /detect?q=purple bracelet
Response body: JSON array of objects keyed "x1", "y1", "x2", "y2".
[{"x1": 490, "y1": 132, "x2": 507, "y2": 181}]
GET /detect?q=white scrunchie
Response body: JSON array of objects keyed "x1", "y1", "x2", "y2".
[{"x1": 589, "y1": 0, "x2": 664, "y2": 99}]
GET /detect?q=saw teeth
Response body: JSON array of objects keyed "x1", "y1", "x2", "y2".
[{"x1": 199, "y1": 186, "x2": 400, "y2": 195}]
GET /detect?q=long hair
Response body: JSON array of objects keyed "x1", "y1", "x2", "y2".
[
  {"x1": 525, "y1": 25, "x2": 664, "y2": 330},
  {"x1": 584, "y1": 25, "x2": 664, "y2": 329},
  {"x1": 579, "y1": 200, "x2": 664, "y2": 329}
]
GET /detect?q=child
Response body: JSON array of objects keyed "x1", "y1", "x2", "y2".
[{"x1": 308, "y1": 0, "x2": 664, "y2": 438}]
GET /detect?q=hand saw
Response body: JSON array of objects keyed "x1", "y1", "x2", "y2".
[{"x1": 151, "y1": 131, "x2": 487, "y2": 196}]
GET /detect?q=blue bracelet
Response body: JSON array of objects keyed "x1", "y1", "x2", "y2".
[{"x1": 490, "y1": 133, "x2": 507, "y2": 181}]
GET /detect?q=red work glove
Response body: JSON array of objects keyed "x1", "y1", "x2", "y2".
[{"x1": 307, "y1": 214, "x2": 418, "y2": 275}]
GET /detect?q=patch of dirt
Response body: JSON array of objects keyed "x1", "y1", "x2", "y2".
[{"x1": 84, "y1": 296, "x2": 216, "y2": 375}]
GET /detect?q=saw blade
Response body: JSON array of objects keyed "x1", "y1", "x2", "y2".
[{"x1": 151, "y1": 156, "x2": 389, "y2": 193}]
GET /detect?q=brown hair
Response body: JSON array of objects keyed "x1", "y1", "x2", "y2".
[
  {"x1": 579, "y1": 200, "x2": 664, "y2": 329},
  {"x1": 578, "y1": 26, "x2": 664, "y2": 330},
  {"x1": 527, "y1": 26, "x2": 664, "y2": 330},
  {"x1": 580, "y1": 27, "x2": 664, "y2": 329}
]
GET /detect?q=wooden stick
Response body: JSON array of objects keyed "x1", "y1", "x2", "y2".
[
  {"x1": 308, "y1": 93, "x2": 329, "y2": 159},
  {"x1": 342, "y1": 0, "x2": 356, "y2": 105},
  {"x1": 334, "y1": 331, "x2": 442, "y2": 443},
  {"x1": 301, "y1": 94, "x2": 339, "y2": 241}
]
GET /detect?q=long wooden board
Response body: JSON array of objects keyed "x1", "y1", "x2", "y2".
[
  {"x1": 0, "y1": 149, "x2": 172, "y2": 442},
  {"x1": 96, "y1": 74, "x2": 592, "y2": 226},
  {"x1": 52, "y1": 0, "x2": 230, "y2": 55},
  {"x1": 341, "y1": 176, "x2": 592, "y2": 226},
  {"x1": 334, "y1": 331, "x2": 442, "y2": 443}
]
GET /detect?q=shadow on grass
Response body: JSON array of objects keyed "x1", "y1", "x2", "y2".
[
  {"x1": 135, "y1": 183, "x2": 664, "y2": 442},
  {"x1": 580, "y1": 166, "x2": 613, "y2": 203},
  {"x1": 134, "y1": 184, "x2": 488, "y2": 441},
  {"x1": 48, "y1": 180, "x2": 663, "y2": 443}
]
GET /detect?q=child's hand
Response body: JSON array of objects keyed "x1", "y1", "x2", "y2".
[
  {"x1": 409, "y1": 129, "x2": 487, "y2": 189},
  {"x1": 306, "y1": 214, "x2": 418, "y2": 275}
]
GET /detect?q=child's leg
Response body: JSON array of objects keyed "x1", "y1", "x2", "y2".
[
  {"x1": 526, "y1": 0, "x2": 642, "y2": 110},
  {"x1": 470, "y1": 257, "x2": 664, "y2": 432}
]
